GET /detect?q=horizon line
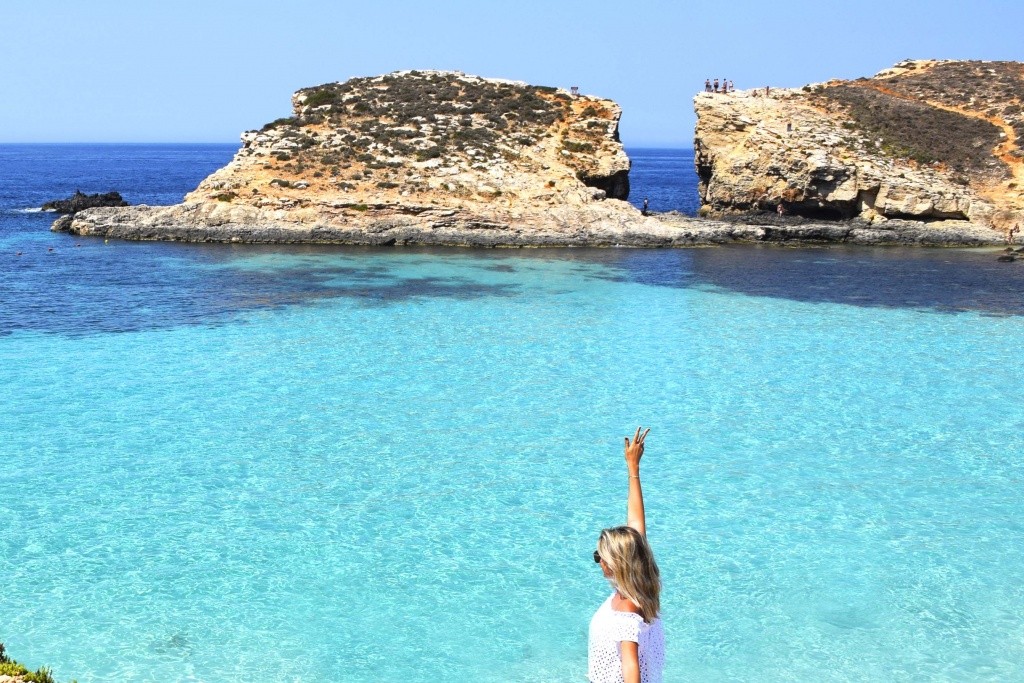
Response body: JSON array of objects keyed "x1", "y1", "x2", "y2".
[{"x1": 0, "y1": 141, "x2": 695, "y2": 149}]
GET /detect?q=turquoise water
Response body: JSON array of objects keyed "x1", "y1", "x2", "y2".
[
  {"x1": 3, "y1": 146, "x2": 1024, "y2": 681},
  {"x1": 4, "y1": 246, "x2": 1024, "y2": 681}
]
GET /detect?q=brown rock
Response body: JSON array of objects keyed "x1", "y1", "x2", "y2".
[
  {"x1": 694, "y1": 60, "x2": 1024, "y2": 236},
  {"x1": 58, "y1": 71, "x2": 656, "y2": 246}
]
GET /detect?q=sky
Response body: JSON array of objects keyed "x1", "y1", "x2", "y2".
[{"x1": 2, "y1": 0, "x2": 1023, "y2": 147}]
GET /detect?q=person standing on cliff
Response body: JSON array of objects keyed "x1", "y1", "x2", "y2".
[
  {"x1": 705, "y1": 79, "x2": 712, "y2": 92},
  {"x1": 642, "y1": 198, "x2": 649, "y2": 216},
  {"x1": 713, "y1": 79, "x2": 720, "y2": 93}
]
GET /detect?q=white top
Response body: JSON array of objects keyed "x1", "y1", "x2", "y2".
[{"x1": 588, "y1": 593, "x2": 665, "y2": 683}]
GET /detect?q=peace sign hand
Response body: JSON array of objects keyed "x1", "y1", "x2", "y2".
[{"x1": 624, "y1": 426, "x2": 650, "y2": 474}]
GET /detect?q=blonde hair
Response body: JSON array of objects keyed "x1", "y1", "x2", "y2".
[{"x1": 597, "y1": 526, "x2": 661, "y2": 623}]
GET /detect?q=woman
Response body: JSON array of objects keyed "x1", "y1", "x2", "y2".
[{"x1": 589, "y1": 427, "x2": 665, "y2": 683}]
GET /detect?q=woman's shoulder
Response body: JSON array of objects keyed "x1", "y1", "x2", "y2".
[
  {"x1": 610, "y1": 594, "x2": 643, "y2": 617},
  {"x1": 609, "y1": 607, "x2": 645, "y2": 630}
]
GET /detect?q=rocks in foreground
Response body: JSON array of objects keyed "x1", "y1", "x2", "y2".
[
  {"x1": 0, "y1": 642, "x2": 58, "y2": 683},
  {"x1": 996, "y1": 247, "x2": 1024, "y2": 262},
  {"x1": 42, "y1": 190, "x2": 128, "y2": 214}
]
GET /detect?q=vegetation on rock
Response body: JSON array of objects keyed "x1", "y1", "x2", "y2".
[
  {"x1": 817, "y1": 83, "x2": 1005, "y2": 173},
  {"x1": 218, "y1": 70, "x2": 624, "y2": 202},
  {"x1": 283, "y1": 72, "x2": 576, "y2": 166},
  {"x1": 696, "y1": 59, "x2": 1024, "y2": 227},
  {"x1": 881, "y1": 61, "x2": 1024, "y2": 151},
  {"x1": 0, "y1": 643, "x2": 63, "y2": 683}
]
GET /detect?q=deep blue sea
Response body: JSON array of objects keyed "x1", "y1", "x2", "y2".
[{"x1": 3, "y1": 145, "x2": 1024, "y2": 682}]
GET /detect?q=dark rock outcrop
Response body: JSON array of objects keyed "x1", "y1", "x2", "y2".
[
  {"x1": 42, "y1": 190, "x2": 128, "y2": 214},
  {"x1": 578, "y1": 169, "x2": 630, "y2": 201}
]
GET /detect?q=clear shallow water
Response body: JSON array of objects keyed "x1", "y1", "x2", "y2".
[{"x1": 3, "y1": 146, "x2": 1024, "y2": 682}]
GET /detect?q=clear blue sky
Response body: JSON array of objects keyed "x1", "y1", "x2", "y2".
[{"x1": 2, "y1": 0, "x2": 1022, "y2": 146}]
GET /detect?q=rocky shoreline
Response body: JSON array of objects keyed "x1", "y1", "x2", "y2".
[
  {"x1": 655, "y1": 213, "x2": 1008, "y2": 246},
  {"x1": 53, "y1": 205, "x2": 1008, "y2": 247}
]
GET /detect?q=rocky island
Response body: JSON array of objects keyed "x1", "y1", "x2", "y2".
[
  {"x1": 54, "y1": 63, "x2": 1024, "y2": 247},
  {"x1": 695, "y1": 59, "x2": 1023, "y2": 243},
  {"x1": 54, "y1": 71, "x2": 689, "y2": 246}
]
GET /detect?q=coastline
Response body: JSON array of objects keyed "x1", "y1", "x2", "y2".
[
  {"x1": 42, "y1": 65, "x2": 1018, "y2": 251},
  {"x1": 53, "y1": 207, "x2": 1010, "y2": 248}
]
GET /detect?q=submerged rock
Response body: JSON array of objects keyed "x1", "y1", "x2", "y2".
[{"x1": 42, "y1": 190, "x2": 128, "y2": 214}]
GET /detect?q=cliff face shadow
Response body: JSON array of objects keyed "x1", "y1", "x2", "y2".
[{"x1": 601, "y1": 245, "x2": 1024, "y2": 316}]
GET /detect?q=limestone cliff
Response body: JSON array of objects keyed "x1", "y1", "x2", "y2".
[
  {"x1": 57, "y1": 71, "x2": 672, "y2": 247},
  {"x1": 695, "y1": 60, "x2": 1024, "y2": 234}
]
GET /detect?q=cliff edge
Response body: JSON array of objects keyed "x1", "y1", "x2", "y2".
[
  {"x1": 695, "y1": 60, "x2": 1024, "y2": 237},
  {"x1": 55, "y1": 71, "x2": 687, "y2": 247}
]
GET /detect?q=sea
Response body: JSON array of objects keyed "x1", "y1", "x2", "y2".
[{"x1": 2, "y1": 144, "x2": 1024, "y2": 682}]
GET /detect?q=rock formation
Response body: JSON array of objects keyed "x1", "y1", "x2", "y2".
[
  {"x1": 695, "y1": 60, "x2": 1024, "y2": 237},
  {"x1": 53, "y1": 66, "x2": 1020, "y2": 247},
  {"x1": 42, "y1": 190, "x2": 128, "y2": 214},
  {"x1": 56, "y1": 71, "x2": 677, "y2": 247}
]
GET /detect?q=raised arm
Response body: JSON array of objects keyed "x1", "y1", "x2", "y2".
[{"x1": 625, "y1": 427, "x2": 650, "y2": 537}]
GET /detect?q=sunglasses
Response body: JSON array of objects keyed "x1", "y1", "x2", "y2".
[{"x1": 593, "y1": 550, "x2": 602, "y2": 564}]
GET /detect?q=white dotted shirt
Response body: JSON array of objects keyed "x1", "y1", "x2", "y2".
[{"x1": 588, "y1": 593, "x2": 665, "y2": 683}]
